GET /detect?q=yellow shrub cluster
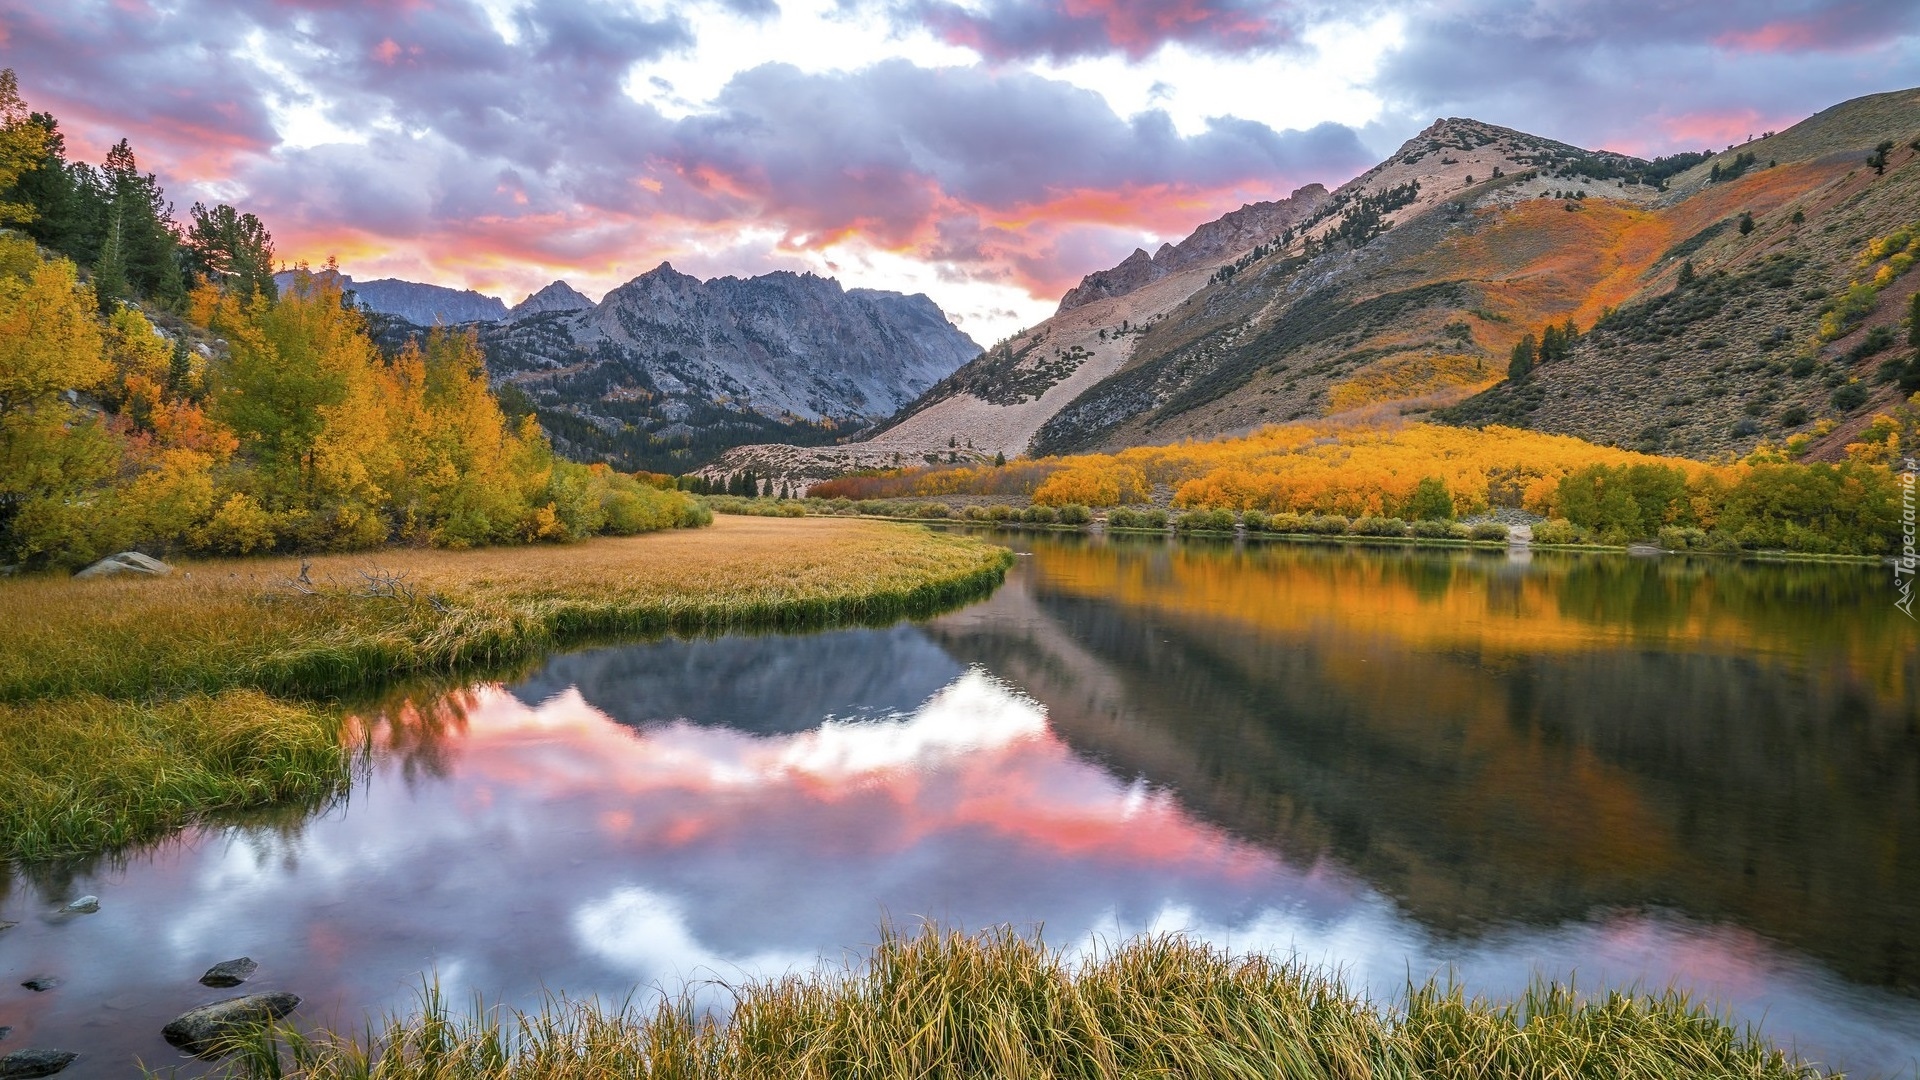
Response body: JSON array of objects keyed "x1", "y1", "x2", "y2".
[
  {"x1": 1325, "y1": 352, "x2": 1494, "y2": 412},
  {"x1": 1820, "y1": 221, "x2": 1918, "y2": 341},
  {"x1": 1027, "y1": 420, "x2": 1716, "y2": 518}
]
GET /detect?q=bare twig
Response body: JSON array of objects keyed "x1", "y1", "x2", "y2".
[
  {"x1": 275, "y1": 559, "x2": 319, "y2": 596},
  {"x1": 355, "y1": 566, "x2": 417, "y2": 603}
]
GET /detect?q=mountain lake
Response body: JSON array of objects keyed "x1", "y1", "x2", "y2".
[{"x1": 3, "y1": 531, "x2": 1917, "y2": 1076}]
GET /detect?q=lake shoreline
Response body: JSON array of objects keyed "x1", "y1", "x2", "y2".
[
  {"x1": 0, "y1": 518, "x2": 1013, "y2": 863},
  {"x1": 829, "y1": 513, "x2": 1891, "y2": 565}
]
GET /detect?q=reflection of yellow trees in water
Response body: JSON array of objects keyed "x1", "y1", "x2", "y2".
[
  {"x1": 995, "y1": 538, "x2": 1918, "y2": 988},
  {"x1": 344, "y1": 687, "x2": 481, "y2": 784},
  {"x1": 1031, "y1": 540, "x2": 1912, "y2": 700}
]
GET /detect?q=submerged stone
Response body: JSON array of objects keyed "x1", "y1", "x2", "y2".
[
  {"x1": 199, "y1": 957, "x2": 259, "y2": 988},
  {"x1": 0, "y1": 1050, "x2": 78, "y2": 1079},
  {"x1": 61, "y1": 897, "x2": 98, "y2": 914},
  {"x1": 20, "y1": 976, "x2": 60, "y2": 992},
  {"x1": 0, "y1": 920, "x2": 15, "y2": 933},
  {"x1": 162, "y1": 992, "x2": 300, "y2": 1057}
]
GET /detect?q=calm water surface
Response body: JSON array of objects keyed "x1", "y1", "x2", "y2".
[{"x1": 3, "y1": 535, "x2": 1918, "y2": 1075}]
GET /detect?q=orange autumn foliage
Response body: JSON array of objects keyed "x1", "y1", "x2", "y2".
[{"x1": 1029, "y1": 420, "x2": 1720, "y2": 518}]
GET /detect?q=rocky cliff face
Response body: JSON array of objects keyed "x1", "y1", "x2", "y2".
[
  {"x1": 568, "y1": 264, "x2": 979, "y2": 422},
  {"x1": 1056, "y1": 185, "x2": 1331, "y2": 313}
]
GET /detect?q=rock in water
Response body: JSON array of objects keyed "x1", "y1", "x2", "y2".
[
  {"x1": 61, "y1": 897, "x2": 98, "y2": 914},
  {"x1": 161, "y1": 992, "x2": 300, "y2": 1056},
  {"x1": 0, "y1": 920, "x2": 16, "y2": 933},
  {"x1": 20, "y1": 976, "x2": 60, "y2": 992},
  {"x1": 73, "y1": 552, "x2": 172, "y2": 580},
  {"x1": 0, "y1": 1050, "x2": 78, "y2": 1079},
  {"x1": 0, "y1": 1027, "x2": 9, "y2": 1040},
  {"x1": 199, "y1": 957, "x2": 258, "y2": 988}
]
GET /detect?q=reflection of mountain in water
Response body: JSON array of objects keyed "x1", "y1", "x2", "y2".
[
  {"x1": 925, "y1": 539, "x2": 1920, "y2": 995},
  {"x1": 509, "y1": 627, "x2": 966, "y2": 735}
]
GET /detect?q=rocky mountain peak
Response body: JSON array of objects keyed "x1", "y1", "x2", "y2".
[{"x1": 507, "y1": 280, "x2": 593, "y2": 320}]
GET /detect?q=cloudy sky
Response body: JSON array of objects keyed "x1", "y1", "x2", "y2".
[{"x1": 5, "y1": 0, "x2": 1917, "y2": 340}]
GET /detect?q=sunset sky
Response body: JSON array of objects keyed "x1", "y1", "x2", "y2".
[{"x1": 5, "y1": 0, "x2": 1917, "y2": 341}]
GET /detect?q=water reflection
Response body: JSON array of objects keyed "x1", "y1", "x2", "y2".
[
  {"x1": 954, "y1": 539, "x2": 1919, "y2": 995},
  {"x1": 1, "y1": 537, "x2": 1915, "y2": 1077}
]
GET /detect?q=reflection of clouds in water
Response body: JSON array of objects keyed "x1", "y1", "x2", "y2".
[
  {"x1": 523, "y1": 661, "x2": 1915, "y2": 1070},
  {"x1": 12, "y1": 651, "x2": 1918, "y2": 1076},
  {"x1": 574, "y1": 886, "x2": 820, "y2": 991},
  {"x1": 778, "y1": 668, "x2": 1047, "y2": 779},
  {"x1": 510, "y1": 668, "x2": 1050, "y2": 793}
]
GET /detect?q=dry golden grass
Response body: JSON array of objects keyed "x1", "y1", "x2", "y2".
[
  {"x1": 0, "y1": 517, "x2": 1011, "y2": 702},
  {"x1": 219, "y1": 925, "x2": 1829, "y2": 1079},
  {"x1": 0, "y1": 518, "x2": 1012, "y2": 860}
]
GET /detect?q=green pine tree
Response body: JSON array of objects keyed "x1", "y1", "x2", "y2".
[
  {"x1": 1507, "y1": 334, "x2": 1536, "y2": 381},
  {"x1": 186, "y1": 201, "x2": 277, "y2": 301},
  {"x1": 92, "y1": 208, "x2": 127, "y2": 314}
]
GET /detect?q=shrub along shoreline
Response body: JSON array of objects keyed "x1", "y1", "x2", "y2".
[
  {"x1": 705, "y1": 497, "x2": 1887, "y2": 564},
  {"x1": 217, "y1": 925, "x2": 1833, "y2": 1079},
  {"x1": 0, "y1": 517, "x2": 1013, "y2": 862}
]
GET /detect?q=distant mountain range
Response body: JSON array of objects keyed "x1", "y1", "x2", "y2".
[
  {"x1": 348, "y1": 263, "x2": 980, "y2": 472},
  {"x1": 708, "y1": 84, "x2": 1920, "y2": 486},
  {"x1": 272, "y1": 270, "x2": 510, "y2": 324}
]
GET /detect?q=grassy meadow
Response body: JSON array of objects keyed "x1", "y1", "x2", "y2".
[
  {"x1": 216, "y1": 925, "x2": 1830, "y2": 1079},
  {"x1": 0, "y1": 517, "x2": 1012, "y2": 861}
]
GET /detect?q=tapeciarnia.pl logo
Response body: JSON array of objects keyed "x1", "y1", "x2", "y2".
[{"x1": 1898, "y1": 456, "x2": 1916, "y2": 620}]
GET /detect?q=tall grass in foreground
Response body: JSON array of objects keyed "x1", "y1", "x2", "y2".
[
  {"x1": 0, "y1": 518, "x2": 1012, "y2": 862},
  {"x1": 215, "y1": 926, "x2": 1829, "y2": 1079}
]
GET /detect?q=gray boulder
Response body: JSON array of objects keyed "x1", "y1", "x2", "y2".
[
  {"x1": 20, "y1": 976, "x2": 60, "y2": 992},
  {"x1": 0, "y1": 1050, "x2": 78, "y2": 1079},
  {"x1": 199, "y1": 957, "x2": 258, "y2": 988},
  {"x1": 61, "y1": 897, "x2": 97, "y2": 914},
  {"x1": 73, "y1": 553, "x2": 172, "y2": 580},
  {"x1": 162, "y1": 992, "x2": 300, "y2": 1056}
]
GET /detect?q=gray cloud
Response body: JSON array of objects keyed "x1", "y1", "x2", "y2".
[
  {"x1": 7, "y1": 0, "x2": 1907, "y2": 300},
  {"x1": 1368, "y1": 0, "x2": 1920, "y2": 154},
  {"x1": 900, "y1": 0, "x2": 1301, "y2": 62},
  {"x1": 664, "y1": 61, "x2": 1371, "y2": 242}
]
